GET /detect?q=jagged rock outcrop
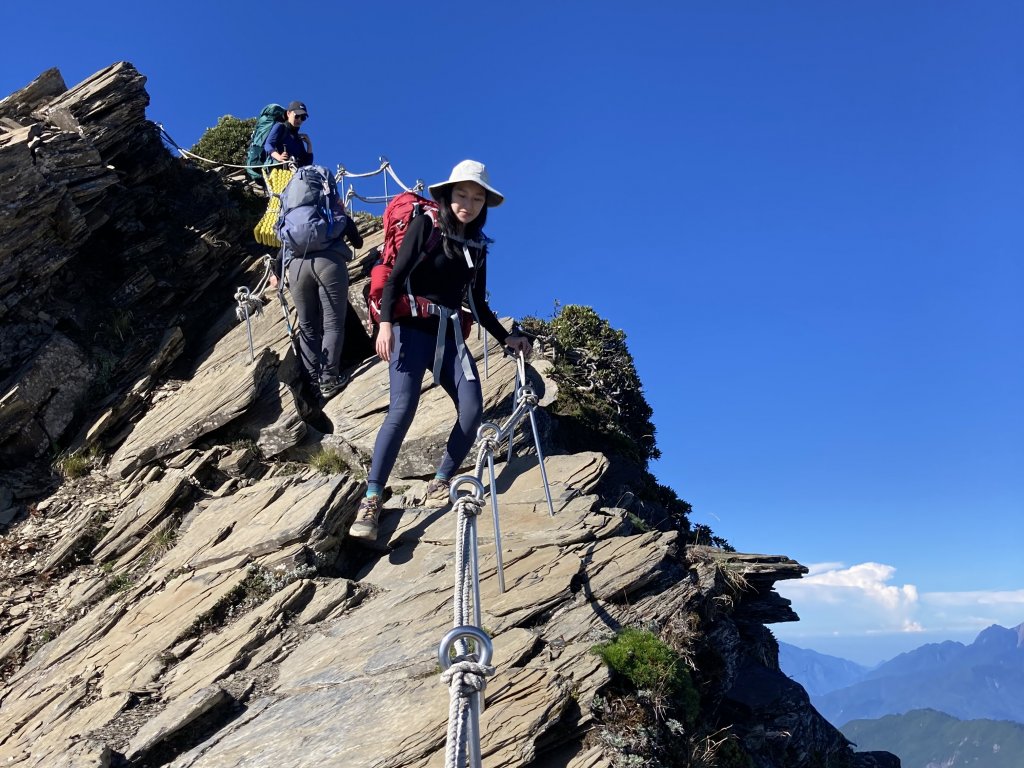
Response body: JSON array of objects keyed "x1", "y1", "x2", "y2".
[
  {"x1": 0, "y1": 64, "x2": 898, "y2": 768},
  {"x1": 0, "y1": 62, "x2": 377, "y2": 471}
]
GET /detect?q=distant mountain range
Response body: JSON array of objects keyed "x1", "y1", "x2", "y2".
[
  {"x1": 777, "y1": 642, "x2": 870, "y2": 696},
  {"x1": 779, "y1": 622, "x2": 1024, "y2": 726},
  {"x1": 842, "y1": 709, "x2": 1024, "y2": 768}
]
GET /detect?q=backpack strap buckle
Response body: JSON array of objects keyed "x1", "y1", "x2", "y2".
[{"x1": 426, "y1": 304, "x2": 476, "y2": 385}]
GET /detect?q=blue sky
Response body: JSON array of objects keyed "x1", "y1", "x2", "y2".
[{"x1": 6, "y1": 1, "x2": 1022, "y2": 665}]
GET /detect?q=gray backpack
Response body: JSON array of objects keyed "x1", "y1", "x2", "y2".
[{"x1": 275, "y1": 165, "x2": 348, "y2": 259}]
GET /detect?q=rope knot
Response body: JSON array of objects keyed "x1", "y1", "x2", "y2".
[
  {"x1": 441, "y1": 657, "x2": 495, "y2": 698},
  {"x1": 454, "y1": 495, "x2": 483, "y2": 518}
]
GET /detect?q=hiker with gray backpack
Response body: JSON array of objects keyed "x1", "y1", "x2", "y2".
[{"x1": 271, "y1": 164, "x2": 362, "y2": 400}]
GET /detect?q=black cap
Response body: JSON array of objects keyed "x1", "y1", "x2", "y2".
[{"x1": 286, "y1": 101, "x2": 308, "y2": 116}]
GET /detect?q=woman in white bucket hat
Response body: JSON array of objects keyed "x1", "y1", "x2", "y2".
[{"x1": 349, "y1": 160, "x2": 532, "y2": 542}]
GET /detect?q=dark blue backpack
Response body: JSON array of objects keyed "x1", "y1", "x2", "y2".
[{"x1": 275, "y1": 165, "x2": 349, "y2": 260}]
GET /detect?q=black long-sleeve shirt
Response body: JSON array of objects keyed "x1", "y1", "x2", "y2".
[{"x1": 380, "y1": 214, "x2": 509, "y2": 345}]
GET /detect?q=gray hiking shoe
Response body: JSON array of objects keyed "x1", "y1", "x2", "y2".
[
  {"x1": 349, "y1": 495, "x2": 382, "y2": 541},
  {"x1": 422, "y1": 478, "x2": 451, "y2": 508}
]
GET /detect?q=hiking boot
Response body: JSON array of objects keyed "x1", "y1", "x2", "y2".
[
  {"x1": 319, "y1": 371, "x2": 350, "y2": 400},
  {"x1": 422, "y1": 478, "x2": 451, "y2": 508},
  {"x1": 349, "y1": 496, "x2": 382, "y2": 541}
]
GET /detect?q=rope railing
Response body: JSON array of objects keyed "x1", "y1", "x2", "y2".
[
  {"x1": 437, "y1": 348, "x2": 555, "y2": 766},
  {"x1": 340, "y1": 156, "x2": 425, "y2": 213},
  {"x1": 158, "y1": 125, "x2": 292, "y2": 173}
]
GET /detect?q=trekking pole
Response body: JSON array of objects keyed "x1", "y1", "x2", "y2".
[
  {"x1": 278, "y1": 271, "x2": 294, "y2": 338},
  {"x1": 505, "y1": 373, "x2": 519, "y2": 466},
  {"x1": 476, "y1": 422, "x2": 506, "y2": 594}
]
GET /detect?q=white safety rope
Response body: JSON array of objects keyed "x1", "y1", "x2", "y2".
[
  {"x1": 435, "y1": 351, "x2": 557, "y2": 765},
  {"x1": 442, "y1": 657, "x2": 494, "y2": 768},
  {"x1": 453, "y1": 494, "x2": 484, "y2": 631},
  {"x1": 157, "y1": 125, "x2": 290, "y2": 172}
]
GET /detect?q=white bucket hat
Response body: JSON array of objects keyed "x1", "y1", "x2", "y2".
[{"x1": 428, "y1": 159, "x2": 504, "y2": 207}]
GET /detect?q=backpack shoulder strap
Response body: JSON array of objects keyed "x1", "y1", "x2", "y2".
[{"x1": 422, "y1": 207, "x2": 443, "y2": 253}]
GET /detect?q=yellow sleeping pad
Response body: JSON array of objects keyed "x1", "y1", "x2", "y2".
[{"x1": 253, "y1": 167, "x2": 294, "y2": 248}]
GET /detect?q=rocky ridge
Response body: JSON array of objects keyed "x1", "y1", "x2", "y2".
[{"x1": 0, "y1": 65, "x2": 899, "y2": 767}]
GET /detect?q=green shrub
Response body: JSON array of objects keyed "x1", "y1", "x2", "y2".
[
  {"x1": 190, "y1": 115, "x2": 256, "y2": 167},
  {"x1": 103, "y1": 572, "x2": 134, "y2": 596},
  {"x1": 53, "y1": 449, "x2": 94, "y2": 479},
  {"x1": 522, "y1": 305, "x2": 657, "y2": 465},
  {"x1": 594, "y1": 628, "x2": 699, "y2": 724},
  {"x1": 309, "y1": 447, "x2": 349, "y2": 475}
]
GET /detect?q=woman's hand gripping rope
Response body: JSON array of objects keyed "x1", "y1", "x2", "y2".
[{"x1": 504, "y1": 334, "x2": 532, "y2": 357}]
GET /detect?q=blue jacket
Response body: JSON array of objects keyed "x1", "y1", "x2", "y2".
[{"x1": 264, "y1": 123, "x2": 313, "y2": 167}]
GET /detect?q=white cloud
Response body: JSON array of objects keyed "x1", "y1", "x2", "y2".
[
  {"x1": 901, "y1": 619, "x2": 924, "y2": 633},
  {"x1": 776, "y1": 562, "x2": 1024, "y2": 643},
  {"x1": 922, "y1": 590, "x2": 1024, "y2": 607},
  {"x1": 774, "y1": 563, "x2": 1023, "y2": 664},
  {"x1": 782, "y1": 562, "x2": 919, "y2": 614}
]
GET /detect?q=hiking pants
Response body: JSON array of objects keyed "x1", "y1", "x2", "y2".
[
  {"x1": 368, "y1": 323, "x2": 483, "y2": 488},
  {"x1": 287, "y1": 251, "x2": 348, "y2": 383}
]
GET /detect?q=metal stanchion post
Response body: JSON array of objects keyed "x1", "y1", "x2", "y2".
[
  {"x1": 476, "y1": 422, "x2": 506, "y2": 594},
  {"x1": 438, "y1": 625, "x2": 494, "y2": 768}
]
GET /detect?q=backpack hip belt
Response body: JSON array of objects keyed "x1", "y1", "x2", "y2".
[{"x1": 427, "y1": 303, "x2": 476, "y2": 384}]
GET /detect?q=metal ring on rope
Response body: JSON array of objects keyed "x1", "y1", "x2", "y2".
[
  {"x1": 475, "y1": 422, "x2": 502, "y2": 459},
  {"x1": 439, "y1": 625, "x2": 494, "y2": 768},
  {"x1": 438, "y1": 625, "x2": 494, "y2": 671},
  {"x1": 472, "y1": 421, "x2": 507, "y2": 594},
  {"x1": 449, "y1": 475, "x2": 486, "y2": 505}
]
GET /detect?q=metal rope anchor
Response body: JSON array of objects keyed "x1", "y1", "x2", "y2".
[
  {"x1": 476, "y1": 422, "x2": 506, "y2": 594},
  {"x1": 450, "y1": 476, "x2": 487, "y2": 632},
  {"x1": 234, "y1": 286, "x2": 262, "y2": 363},
  {"x1": 503, "y1": 352, "x2": 557, "y2": 518},
  {"x1": 438, "y1": 625, "x2": 494, "y2": 768}
]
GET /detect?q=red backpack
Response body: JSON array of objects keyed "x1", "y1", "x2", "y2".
[
  {"x1": 367, "y1": 191, "x2": 441, "y2": 325},
  {"x1": 367, "y1": 191, "x2": 482, "y2": 337}
]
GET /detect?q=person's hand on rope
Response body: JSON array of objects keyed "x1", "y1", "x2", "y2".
[
  {"x1": 505, "y1": 334, "x2": 532, "y2": 357},
  {"x1": 376, "y1": 322, "x2": 396, "y2": 362}
]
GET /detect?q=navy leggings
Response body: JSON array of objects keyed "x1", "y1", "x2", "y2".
[
  {"x1": 288, "y1": 251, "x2": 348, "y2": 383},
  {"x1": 368, "y1": 323, "x2": 483, "y2": 488}
]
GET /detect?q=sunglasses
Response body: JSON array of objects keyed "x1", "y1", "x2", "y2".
[{"x1": 296, "y1": 114, "x2": 307, "y2": 122}]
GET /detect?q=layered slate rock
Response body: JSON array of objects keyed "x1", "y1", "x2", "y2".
[
  {"x1": 0, "y1": 333, "x2": 95, "y2": 459},
  {"x1": 106, "y1": 309, "x2": 291, "y2": 478},
  {"x1": 0, "y1": 67, "x2": 68, "y2": 122},
  {"x1": 164, "y1": 450, "x2": 622, "y2": 768},
  {"x1": 0, "y1": 471, "x2": 361, "y2": 766},
  {"x1": 0, "y1": 62, "x2": 259, "y2": 464}
]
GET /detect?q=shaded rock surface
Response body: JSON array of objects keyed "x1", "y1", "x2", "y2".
[{"x1": 0, "y1": 64, "x2": 897, "y2": 768}]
